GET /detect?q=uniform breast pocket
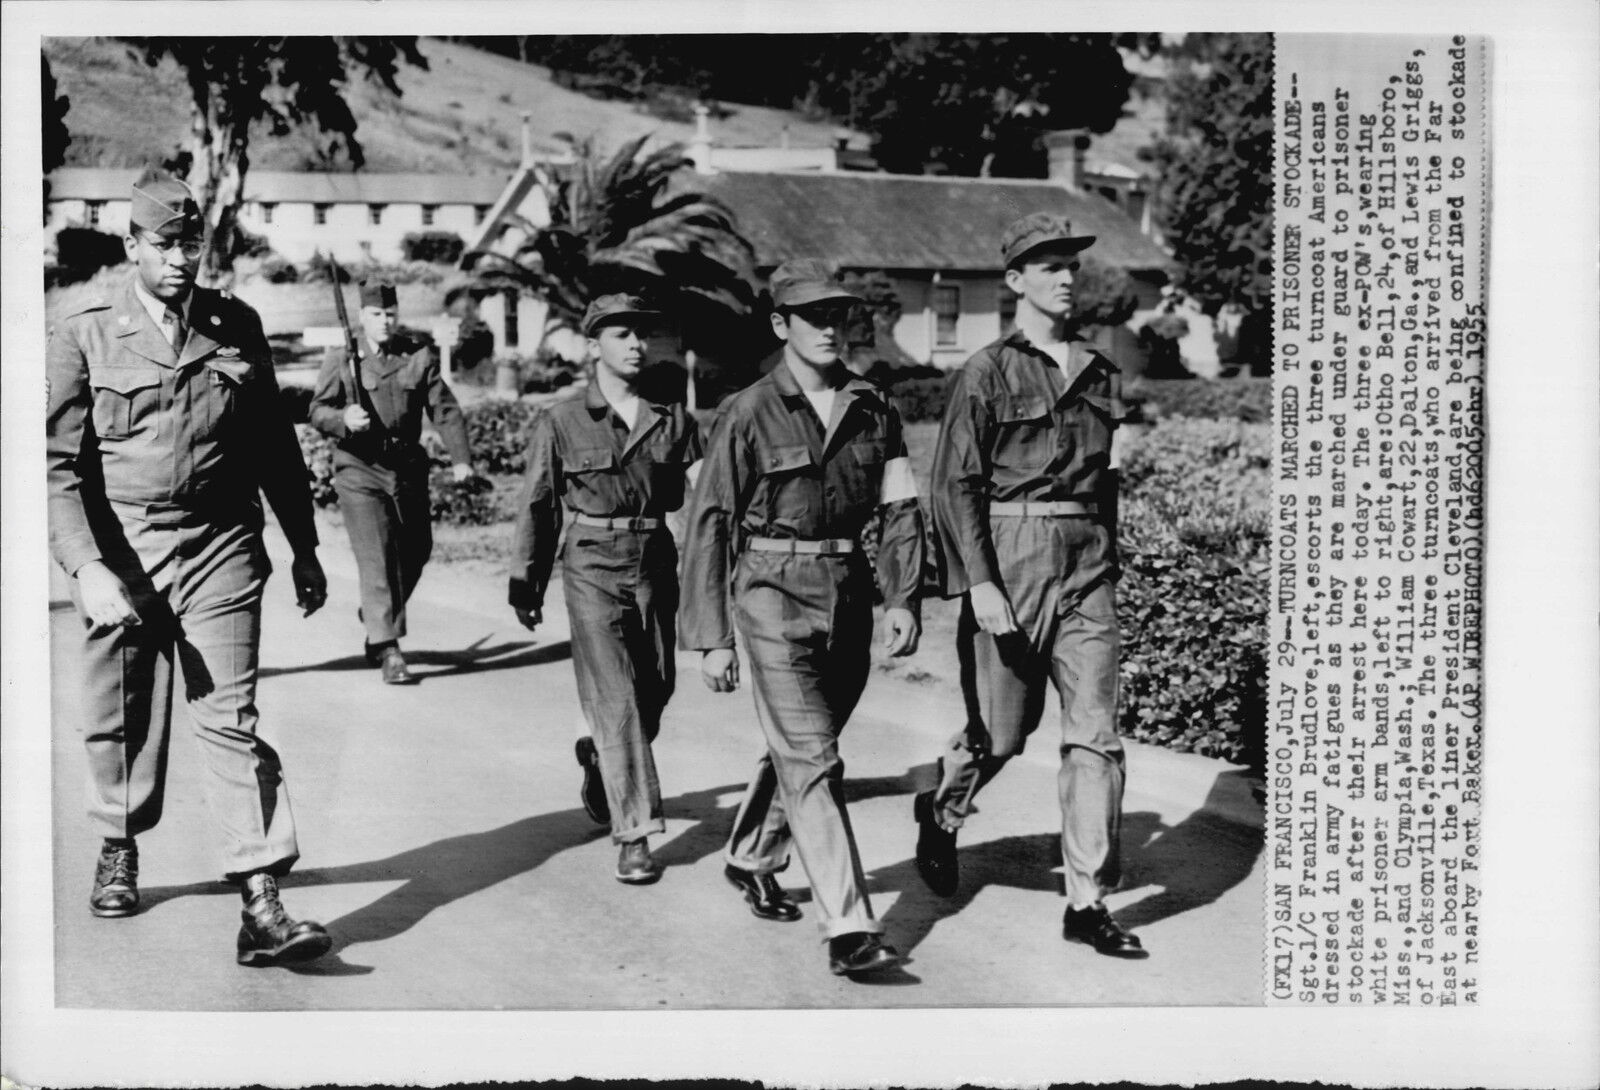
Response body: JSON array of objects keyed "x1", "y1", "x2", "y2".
[
  {"x1": 992, "y1": 395, "x2": 1056, "y2": 471},
  {"x1": 203, "y1": 355, "x2": 253, "y2": 421},
  {"x1": 89, "y1": 365, "x2": 163, "y2": 440},
  {"x1": 564, "y1": 447, "x2": 617, "y2": 480},
  {"x1": 843, "y1": 437, "x2": 887, "y2": 508}
]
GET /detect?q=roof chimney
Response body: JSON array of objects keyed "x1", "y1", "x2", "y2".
[
  {"x1": 520, "y1": 111, "x2": 533, "y2": 168},
  {"x1": 689, "y1": 103, "x2": 714, "y2": 173},
  {"x1": 1045, "y1": 130, "x2": 1090, "y2": 192}
]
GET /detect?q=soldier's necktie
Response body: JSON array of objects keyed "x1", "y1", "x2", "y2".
[{"x1": 164, "y1": 305, "x2": 187, "y2": 351}]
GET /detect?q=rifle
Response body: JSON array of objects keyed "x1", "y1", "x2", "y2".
[{"x1": 322, "y1": 251, "x2": 387, "y2": 450}]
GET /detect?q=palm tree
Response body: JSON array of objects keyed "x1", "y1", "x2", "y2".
[{"x1": 464, "y1": 134, "x2": 756, "y2": 335}]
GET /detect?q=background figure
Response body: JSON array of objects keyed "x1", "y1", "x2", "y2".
[
  {"x1": 45, "y1": 174, "x2": 332, "y2": 967},
  {"x1": 309, "y1": 280, "x2": 476, "y2": 684},
  {"x1": 1138, "y1": 287, "x2": 1193, "y2": 379},
  {"x1": 679, "y1": 260, "x2": 924, "y2": 979},
  {"x1": 915, "y1": 212, "x2": 1147, "y2": 959},
  {"x1": 509, "y1": 294, "x2": 702, "y2": 883}
]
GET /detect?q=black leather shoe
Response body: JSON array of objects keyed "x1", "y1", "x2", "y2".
[
  {"x1": 723, "y1": 864, "x2": 802, "y2": 921},
  {"x1": 615, "y1": 840, "x2": 663, "y2": 885},
  {"x1": 913, "y1": 790, "x2": 960, "y2": 897},
  {"x1": 236, "y1": 873, "x2": 332, "y2": 966},
  {"x1": 828, "y1": 932, "x2": 904, "y2": 976},
  {"x1": 1062, "y1": 904, "x2": 1147, "y2": 958},
  {"x1": 575, "y1": 737, "x2": 610, "y2": 826},
  {"x1": 90, "y1": 840, "x2": 139, "y2": 918},
  {"x1": 379, "y1": 645, "x2": 416, "y2": 685}
]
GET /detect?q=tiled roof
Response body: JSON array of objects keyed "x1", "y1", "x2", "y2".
[
  {"x1": 695, "y1": 170, "x2": 1172, "y2": 272},
  {"x1": 48, "y1": 168, "x2": 507, "y2": 206}
]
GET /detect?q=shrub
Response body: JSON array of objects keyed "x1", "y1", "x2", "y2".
[
  {"x1": 427, "y1": 470, "x2": 502, "y2": 526},
  {"x1": 296, "y1": 425, "x2": 339, "y2": 508},
  {"x1": 1125, "y1": 376, "x2": 1273, "y2": 424},
  {"x1": 401, "y1": 231, "x2": 466, "y2": 264},
  {"x1": 887, "y1": 373, "x2": 951, "y2": 424},
  {"x1": 53, "y1": 227, "x2": 127, "y2": 285},
  {"x1": 259, "y1": 255, "x2": 299, "y2": 283},
  {"x1": 1112, "y1": 416, "x2": 1271, "y2": 768},
  {"x1": 458, "y1": 398, "x2": 543, "y2": 475},
  {"x1": 230, "y1": 224, "x2": 274, "y2": 259}
]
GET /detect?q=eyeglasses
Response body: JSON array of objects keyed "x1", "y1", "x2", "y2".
[{"x1": 139, "y1": 234, "x2": 204, "y2": 260}]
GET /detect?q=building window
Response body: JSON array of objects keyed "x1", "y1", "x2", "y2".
[
  {"x1": 421, "y1": 204, "x2": 438, "y2": 226},
  {"x1": 313, "y1": 203, "x2": 331, "y2": 226},
  {"x1": 368, "y1": 203, "x2": 386, "y2": 226},
  {"x1": 474, "y1": 204, "x2": 488, "y2": 225},
  {"x1": 934, "y1": 283, "x2": 961, "y2": 347},
  {"x1": 86, "y1": 200, "x2": 104, "y2": 228},
  {"x1": 998, "y1": 284, "x2": 1017, "y2": 336},
  {"x1": 260, "y1": 202, "x2": 276, "y2": 225}
]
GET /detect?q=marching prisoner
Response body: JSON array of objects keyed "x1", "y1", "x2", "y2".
[
  {"x1": 509, "y1": 295, "x2": 702, "y2": 883},
  {"x1": 45, "y1": 175, "x2": 333, "y2": 966},
  {"x1": 912, "y1": 212, "x2": 1148, "y2": 958},
  {"x1": 309, "y1": 279, "x2": 476, "y2": 684},
  {"x1": 679, "y1": 260, "x2": 924, "y2": 978}
]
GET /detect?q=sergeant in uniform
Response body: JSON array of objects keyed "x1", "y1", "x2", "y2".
[
  {"x1": 680, "y1": 260, "x2": 924, "y2": 978},
  {"x1": 45, "y1": 175, "x2": 333, "y2": 966},
  {"x1": 509, "y1": 295, "x2": 701, "y2": 883},
  {"x1": 912, "y1": 213, "x2": 1146, "y2": 958},
  {"x1": 309, "y1": 281, "x2": 475, "y2": 684}
]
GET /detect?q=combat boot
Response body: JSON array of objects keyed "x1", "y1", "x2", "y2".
[
  {"x1": 89, "y1": 839, "x2": 140, "y2": 918},
  {"x1": 236, "y1": 873, "x2": 332, "y2": 967}
]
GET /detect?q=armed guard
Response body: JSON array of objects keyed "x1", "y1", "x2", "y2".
[{"x1": 309, "y1": 280, "x2": 476, "y2": 683}]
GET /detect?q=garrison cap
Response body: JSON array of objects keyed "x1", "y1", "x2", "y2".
[
  {"x1": 359, "y1": 280, "x2": 398, "y2": 309},
  {"x1": 130, "y1": 176, "x2": 203, "y2": 239},
  {"x1": 1000, "y1": 212, "x2": 1096, "y2": 268},
  {"x1": 582, "y1": 293, "x2": 660, "y2": 336},
  {"x1": 769, "y1": 259, "x2": 860, "y2": 309}
]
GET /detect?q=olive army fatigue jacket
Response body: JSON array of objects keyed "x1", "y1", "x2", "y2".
[
  {"x1": 45, "y1": 274, "x2": 318, "y2": 576},
  {"x1": 308, "y1": 339, "x2": 472, "y2": 473},
  {"x1": 930, "y1": 331, "x2": 1130, "y2": 599},
  {"x1": 508, "y1": 381, "x2": 703, "y2": 614},
  {"x1": 678, "y1": 360, "x2": 925, "y2": 652}
]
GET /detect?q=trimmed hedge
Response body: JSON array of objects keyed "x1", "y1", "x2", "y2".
[
  {"x1": 1125, "y1": 376, "x2": 1273, "y2": 424},
  {"x1": 400, "y1": 231, "x2": 466, "y2": 264}
]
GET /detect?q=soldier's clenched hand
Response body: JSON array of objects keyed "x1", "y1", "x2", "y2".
[
  {"x1": 882, "y1": 607, "x2": 921, "y2": 657},
  {"x1": 291, "y1": 553, "x2": 328, "y2": 616},
  {"x1": 343, "y1": 405, "x2": 371, "y2": 433},
  {"x1": 700, "y1": 648, "x2": 739, "y2": 693},
  {"x1": 515, "y1": 606, "x2": 542, "y2": 631},
  {"x1": 75, "y1": 560, "x2": 141, "y2": 635},
  {"x1": 968, "y1": 581, "x2": 1018, "y2": 636}
]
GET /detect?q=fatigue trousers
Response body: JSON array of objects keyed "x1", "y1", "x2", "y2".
[
  {"x1": 335, "y1": 463, "x2": 431, "y2": 645},
  {"x1": 68, "y1": 515, "x2": 300, "y2": 880},
  {"x1": 723, "y1": 552, "x2": 881, "y2": 940},
  {"x1": 562, "y1": 527, "x2": 676, "y2": 843},
  {"x1": 935, "y1": 516, "x2": 1124, "y2": 908}
]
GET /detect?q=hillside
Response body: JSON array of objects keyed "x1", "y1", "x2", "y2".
[
  {"x1": 44, "y1": 35, "x2": 1166, "y2": 177},
  {"x1": 43, "y1": 37, "x2": 859, "y2": 175}
]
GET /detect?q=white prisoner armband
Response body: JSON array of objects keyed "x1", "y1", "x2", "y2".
[{"x1": 879, "y1": 456, "x2": 919, "y2": 504}]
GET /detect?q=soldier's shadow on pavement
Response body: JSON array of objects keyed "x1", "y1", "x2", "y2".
[
  {"x1": 872, "y1": 767, "x2": 1263, "y2": 957},
  {"x1": 257, "y1": 637, "x2": 571, "y2": 680}
]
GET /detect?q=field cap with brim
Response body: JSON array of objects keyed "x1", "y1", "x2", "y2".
[
  {"x1": 1001, "y1": 212, "x2": 1096, "y2": 268},
  {"x1": 769, "y1": 259, "x2": 860, "y2": 309},
  {"x1": 360, "y1": 280, "x2": 399, "y2": 309},
  {"x1": 583, "y1": 293, "x2": 661, "y2": 336},
  {"x1": 130, "y1": 177, "x2": 203, "y2": 239}
]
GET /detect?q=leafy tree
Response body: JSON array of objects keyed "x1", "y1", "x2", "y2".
[
  {"x1": 121, "y1": 37, "x2": 427, "y2": 283},
  {"x1": 42, "y1": 55, "x2": 71, "y2": 217},
  {"x1": 464, "y1": 134, "x2": 755, "y2": 345},
  {"x1": 1143, "y1": 33, "x2": 1274, "y2": 318},
  {"x1": 496, "y1": 33, "x2": 1132, "y2": 178},
  {"x1": 1071, "y1": 253, "x2": 1140, "y2": 330}
]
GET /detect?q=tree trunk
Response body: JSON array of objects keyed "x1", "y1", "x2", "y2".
[{"x1": 185, "y1": 95, "x2": 247, "y2": 288}]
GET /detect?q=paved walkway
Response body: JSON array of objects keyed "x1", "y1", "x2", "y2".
[{"x1": 48, "y1": 518, "x2": 1265, "y2": 1010}]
